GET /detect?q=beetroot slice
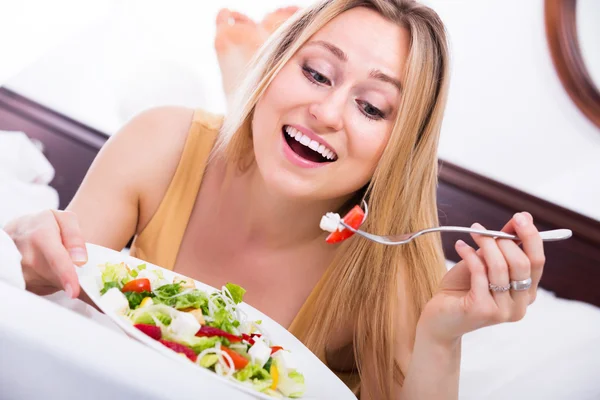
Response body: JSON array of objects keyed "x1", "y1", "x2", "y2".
[
  {"x1": 159, "y1": 339, "x2": 198, "y2": 362},
  {"x1": 134, "y1": 324, "x2": 161, "y2": 340},
  {"x1": 196, "y1": 326, "x2": 242, "y2": 343}
]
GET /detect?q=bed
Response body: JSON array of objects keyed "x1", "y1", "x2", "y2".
[{"x1": 1, "y1": 87, "x2": 599, "y2": 399}]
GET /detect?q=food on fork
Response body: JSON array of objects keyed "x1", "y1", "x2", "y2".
[
  {"x1": 319, "y1": 205, "x2": 366, "y2": 244},
  {"x1": 97, "y1": 262, "x2": 306, "y2": 398}
]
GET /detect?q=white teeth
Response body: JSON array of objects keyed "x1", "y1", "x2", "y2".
[
  {"x1": 284, "y1": 125, "x2": 337, "y2": 161},
  {"x1": 284, "y1": 125, "x2": 299, "y2": 138},
  {"x1": 300, "y1": 135, "x2": 311, "y2": 146}
]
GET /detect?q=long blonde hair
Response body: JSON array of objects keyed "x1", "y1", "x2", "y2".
[{"x1": 215, "y1": 1, "x2": 450, "y2": 398}]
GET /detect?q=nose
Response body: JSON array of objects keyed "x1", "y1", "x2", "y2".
[{"x1": 308, "y1": 89, "x2": 345, "y2": 132}]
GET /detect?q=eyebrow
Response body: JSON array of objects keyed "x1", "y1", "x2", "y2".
[
  {"x1": 369, "y1": 69, "x2": 403, "y2": 92},
  {"x1": 306, "y1": 40, "x2": 348, "y2": 61},
  {"x1": 305, "y1": 40, "x2": 403, "y2": 92}
]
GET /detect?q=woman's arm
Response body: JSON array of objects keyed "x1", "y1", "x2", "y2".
[
  {"x1": 361, "y1": 212, "x2": 545, "y2": 399},
  {"x1": 5, "y1": 106, "x2": 195, "y2": 298},
  {"x1": 67, "y1": 106, "x2": 195, "y2": 249},
  {"x1": 397, "y1": 325, "x2": 461, "y2": 399},
  {"x1": 360, "y1": 265, "x2": 460, "y2": 400}
]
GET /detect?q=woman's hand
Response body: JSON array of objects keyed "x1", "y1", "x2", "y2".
[
  {"x1": 4, "y1": 210, "x2": 88, "y2": 298},
  {"x1": 418, "y1": 212, "x2": 545, "y2": 345}
]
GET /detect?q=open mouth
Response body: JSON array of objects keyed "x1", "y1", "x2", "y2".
[{"x1": 282, "y1": 125, "x2": 337, "y2": 164}]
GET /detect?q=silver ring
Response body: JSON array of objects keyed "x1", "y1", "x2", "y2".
[
  {"x1": 489, "y1": 283, "x2": 510, "y2": 292},
  {"x1": 510, "y1": 277, "x2": 532, "y2": 291}
]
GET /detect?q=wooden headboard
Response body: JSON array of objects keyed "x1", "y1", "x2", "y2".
[{"x1": 2, "y1": 87, "x2": 599, "y2": 306}]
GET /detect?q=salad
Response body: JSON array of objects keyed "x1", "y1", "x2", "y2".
[{"x1": 97, "y1": 261, "x2": 305, "y2": 398}]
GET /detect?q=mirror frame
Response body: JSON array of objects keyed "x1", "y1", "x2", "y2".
[{"x1": 545, "y1": 0, "x2": 600, "y2": 129}]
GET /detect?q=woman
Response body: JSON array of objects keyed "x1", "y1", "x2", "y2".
[{"x1": 5, "y1": 1, "x2": 546, "y2": 399}]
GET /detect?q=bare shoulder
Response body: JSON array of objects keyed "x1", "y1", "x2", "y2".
[
  {"x1": 119, "y1": 106, "x2": 195, "y2": 153},
  {"x1": 123, "y1": 106, "x2": 197, "y2": 232},
  {"x1": 67, "y1": 106, "x2": 196, "y2": 248}
]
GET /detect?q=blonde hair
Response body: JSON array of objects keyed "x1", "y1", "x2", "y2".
[{"x1": 215, "y1": 1, "x2": 450, "y2": 398}]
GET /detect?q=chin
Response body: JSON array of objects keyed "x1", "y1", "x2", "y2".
[{"x1": 260, "y1": 168, "x2": 324, "y2": 200}]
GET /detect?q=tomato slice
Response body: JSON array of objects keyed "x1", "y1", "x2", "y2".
[
  {"x1": 221, "y1": 346, "x2": 249, "y2": 370},
  {"x1": 121, "y1": 278, "x2": 151, "y2": 293},
  {"x1": 270, "y1": 346, "x2": 283, "y2": 355},
  {"x1": 325, "y1": 205, "x2": 365, "y2": 244}
]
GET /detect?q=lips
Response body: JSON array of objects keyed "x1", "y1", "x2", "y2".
[{"x1": 282, "y1": 125, "x2": 337, "y2": 164}]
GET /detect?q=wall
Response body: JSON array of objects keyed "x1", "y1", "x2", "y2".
[
  {"x1": 3, "y1": 0, "x2": 600, "y2": 220},
  {"x1": 426, "y1": 0, "x2": 600, "y2": 221}
]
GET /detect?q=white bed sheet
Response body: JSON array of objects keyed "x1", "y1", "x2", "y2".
[
  {"x1": 459, "y1": 286, "x2": 600, "y2": 399},
  {"x1": 35, "y1": 264, "x2": 600, "y2": 400}
]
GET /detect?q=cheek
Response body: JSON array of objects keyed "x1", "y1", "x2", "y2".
[
  {"x1": 346, "y1": 119, "x2": 392, "y2": 172},
  {"x1": 266, "y1": 64, "x2": 315, "y2": 109}
]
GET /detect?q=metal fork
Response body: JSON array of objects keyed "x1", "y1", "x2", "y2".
[{"x1": 338, "y1": 201, "x2": 572, "y2": 245}]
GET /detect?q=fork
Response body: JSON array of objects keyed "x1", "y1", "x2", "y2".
[{"x1": 338, "y1": 201, "x2": 572, "y2": 245}]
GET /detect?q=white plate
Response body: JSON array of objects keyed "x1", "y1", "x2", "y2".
[{"x1": 77, "y1": 243, "x2": 357, "y2": 400}]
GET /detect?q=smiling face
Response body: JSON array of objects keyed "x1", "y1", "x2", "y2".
[{"x1": 252, "y1": 7, "x2": 410, "y2": 201}]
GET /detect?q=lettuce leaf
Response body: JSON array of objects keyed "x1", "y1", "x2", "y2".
[
  {"x1": 263, "y1": 357, "x2": 273, "y2": 372},
  {"x1": 152, "y1": 288, "x2": 208, "y2": 310},
  {"x1": 123, "y1": 291, "x2": 154, "y2": 309},
  {"x1": 174, "y1": 291, "x2": 208, "y2": 310},
  {"x1": 153, "y1": 283, "x2": 182, "y2": 298},
  {"x1": 129, "y1": 305, "x2": 173, "y2": 326},
  {"x1": 278, "y1": 371, "x2": 306, "y2": 398},
  {"x1": 234, "y1": 363, "x2": 271, "y2": 382},
  {"x1": 100, "y1": 281, "x2": 120, "y2": 295},
  {"x1": 100, "y1": 262, "x2": 130, "y2": 285},
  {"x1": 209, "y1": 308, "x2": 236, "y2": 334},
  {"x1": 225, "y1": 283, "x2": 246, "y2": 304},
  {"x1": 177, "y1": 336, "x2": 220, "y2": 354}
]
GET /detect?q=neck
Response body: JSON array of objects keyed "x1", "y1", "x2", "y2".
[{"x1": 214, "y1": 160, "x2": 351, "y2": 249}]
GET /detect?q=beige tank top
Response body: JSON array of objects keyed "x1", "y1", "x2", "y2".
[{"x1": 130, "y1": 108, "x2": 360, "y2": 395}]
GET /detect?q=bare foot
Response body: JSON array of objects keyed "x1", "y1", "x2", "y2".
[
  {"x1": 214, "y1": 7, "x2": 301, "y2": 107},
  {"x1": 260, "y1": 6, "x2": 300, "y2": 34},
  {"x1": 215, "y1": 9, "x2": 264, "y2": 105}
]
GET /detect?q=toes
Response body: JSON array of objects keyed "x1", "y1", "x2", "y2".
[
  {"x1": 261, "y1": 6, "x2": 300, "y2": 32},
  {"x1": 230, "y1": 11, "x2": 254, "y2": 24},
  {"x1": 216, "y1": 8, "x2": 231, "y2": 25},
  {"x1": 264, "y1": 6, "x2": 300, "y2": 22},
  {"x1": 278, "y1": 6, "x2": 301, "y2": 15}
]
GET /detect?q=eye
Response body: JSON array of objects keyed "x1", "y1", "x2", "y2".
[
  {"x1": 356, "y1": 100, "x2": 385, "y2": 121},
  {"x1": 302, "y1": 65, "x2": 332, "y2": 86}
]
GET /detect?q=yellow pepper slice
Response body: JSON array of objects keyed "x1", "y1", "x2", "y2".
[{"x1": 270, "y1": 364, "x2": 279, "y2": 390}]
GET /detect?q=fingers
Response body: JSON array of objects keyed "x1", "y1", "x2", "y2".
[
  {"x1": 455, "y1": 240, "x2": 489, "y2": 300},
  {"x1": 453, "y1": 213, "x2": 546, "y2": 329},
  {"x1": 495, "y1": 238, "x2": 531, "y2": 316},
  {"x1": 51, "y1": 210, "x2": 88, "y2": 266},
  {"x1": 512, "y1": 212, "x2": 545, "y2": 303},
  {"x1": 27, "y1": 212, "x2": 80, "y2": 298},
  {"x1": 40, "y1": 240, "x2": 80, "y2": 299},
  {"x1": 470, "y1": 223, "x2": 510, "y2": 307}
]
